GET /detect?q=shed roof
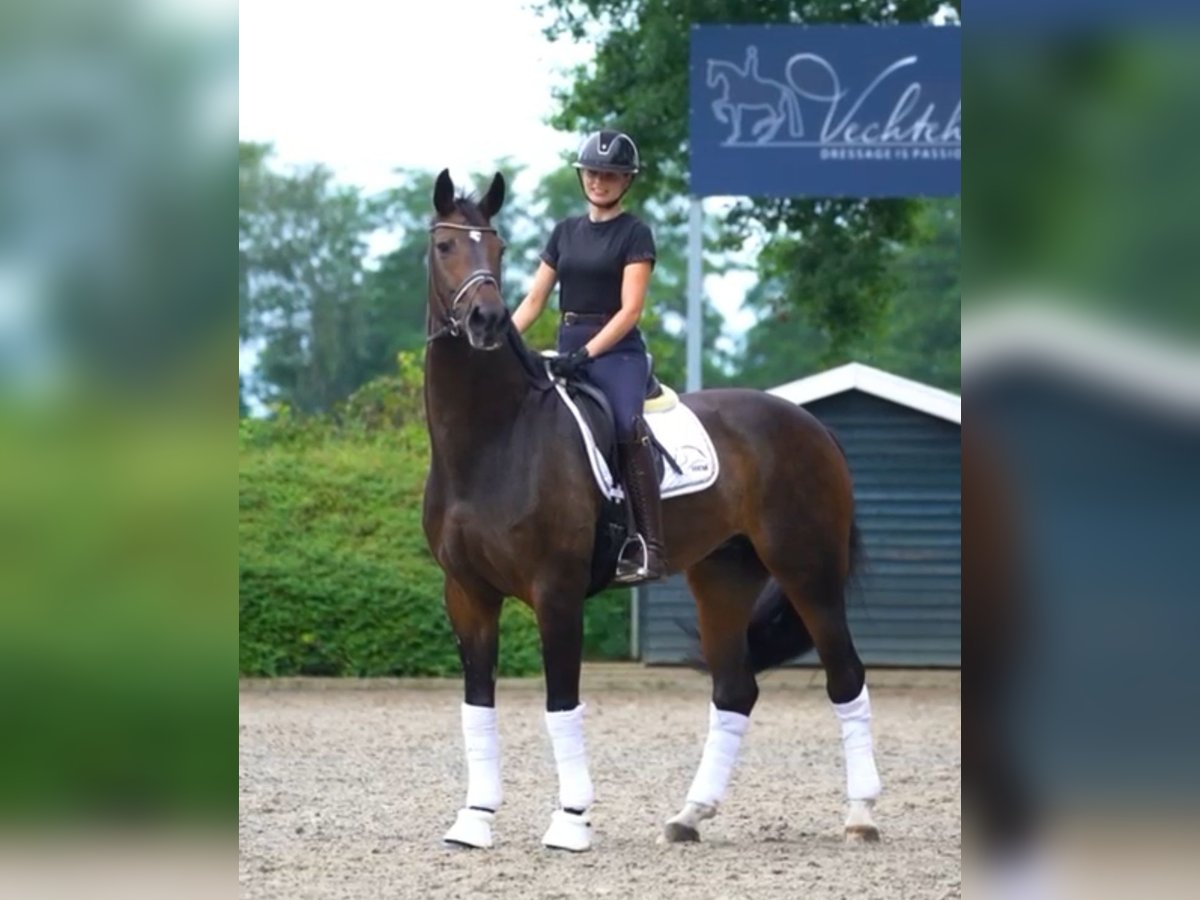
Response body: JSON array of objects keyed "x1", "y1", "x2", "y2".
[
  {"x1": 767, "y1": 362, "x2": 961, "y2": 425},
  {"x1": 963, "y1": 304, "x2": 1200, "y2": 417}
]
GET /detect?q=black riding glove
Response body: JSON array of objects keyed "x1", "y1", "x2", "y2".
[{"x1": 549, "y1": 347, "x2": 591, "y2": 379}]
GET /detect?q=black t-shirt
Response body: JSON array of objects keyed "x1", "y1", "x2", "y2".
[{"x1": 539, "y1": 213, "x2": 656, "y2": 315}]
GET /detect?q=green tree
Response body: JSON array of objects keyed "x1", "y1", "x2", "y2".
[
  {"x1": 644, "y1": 191, "x2": 750, "y2": 385},
  {"x1": 730, "y1": 199, "x2": 960, "y2": 390},
  {"x1": 868, "y1": 198, "x2": 960, "y2": 389},
  {"x1": 968, "y1": 37, "x2": 1200, "y2": 335},
  {"x1": 360, "y1": 170, "x2": 438, "y2": 360},
  {"x1": 239, "y1": 143, "x2": 382, "y2": 413},
  {"x1": 535, "y1": 0, "x2": 951, "y2": 360},
  {"x1": 239, "y1": 141, "x2": 270, "y2": 342},
  {"x1": 732, "y1": 277, "x2": 828, "y2": 389}
]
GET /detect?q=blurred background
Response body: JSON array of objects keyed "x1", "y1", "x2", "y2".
[
  {"x1": 0, "y1": 0, "x2": 234, "y2": 897},
  {"x1": 965, "y1": 5, "x2": 1200, "y2": 898}
]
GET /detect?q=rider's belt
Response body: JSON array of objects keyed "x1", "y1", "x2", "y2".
[{"x1": 561, "y1": 311, "x2": 614, "y2": 326}]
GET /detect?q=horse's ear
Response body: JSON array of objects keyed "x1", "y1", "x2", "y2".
[
  {"x1": 479, "y1": 172, "x2": 506, "y2": 220},
  {"x1": 434, "y1": 169, "x2": 456, "y2": 216}
]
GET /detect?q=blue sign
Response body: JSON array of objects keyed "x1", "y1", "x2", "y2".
[{"x1": 689, "y1": 25, "x2": 960, "y2": 198}]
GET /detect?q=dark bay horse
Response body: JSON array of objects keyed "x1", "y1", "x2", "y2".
[{"x1": 423, "y1": 170, "x2": 881, "y2": 852}]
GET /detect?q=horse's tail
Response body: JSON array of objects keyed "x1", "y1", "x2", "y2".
[
  {"x1": 848, "y1": 516, "x2": 865, "y2": 588},
  {"x1": 745, "y1": 579, "x2": 814, "y2": 673},
  {"x1": 744, "y1": 519, "x2": 863, "y2": 674}
]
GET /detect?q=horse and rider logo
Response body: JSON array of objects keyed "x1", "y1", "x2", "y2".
[
  {"x1": 703, "y1": 45, "x2": 960, "y2": 152},
  {"x1": 672, "y1": 443, "x2": 714, "y2": 477}
]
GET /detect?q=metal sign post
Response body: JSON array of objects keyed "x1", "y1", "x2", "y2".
[{"x1": 686, "y1": 196, "x2": 703, "y2": 392}]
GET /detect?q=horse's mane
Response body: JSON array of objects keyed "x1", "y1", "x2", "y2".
[{"x1": 503, "y1": 313, "x2": 554, "y2": 390}]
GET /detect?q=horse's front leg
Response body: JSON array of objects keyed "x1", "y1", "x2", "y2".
[
  {"x1": 730, "y1": 106, "x2": 743, "y2": 142},
  {"x1": 442, "y1": 576, "x2": 504, "y2": 849},
  {"x1": 533, "y1": 583, "x2": 594, "y2": 852}
]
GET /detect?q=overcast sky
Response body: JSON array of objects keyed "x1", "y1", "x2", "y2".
[{"x1": 240, "y1": 0, "x2": 592, "y2": 195}]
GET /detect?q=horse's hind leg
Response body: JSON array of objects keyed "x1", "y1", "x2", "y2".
[
  {"x1": 661, "y1": 543, "x2": 768, "y2": 844},
  {"x1": 442, "y1": 577, "x2": 504, "y2": 850},
  {"x1": 754, "y1": 547, "x2": 882, "y2": 842}
]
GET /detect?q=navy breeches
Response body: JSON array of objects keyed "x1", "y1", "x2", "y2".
[{"x1": 558, "y1": 323, "x2": 648, "y2": 442}]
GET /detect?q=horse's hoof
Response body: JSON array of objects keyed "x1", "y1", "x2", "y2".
[
  {"x1": 659, "y1": 821, "x2": 701, "y2": 843},
  {"x1": 844, "y1": 798, "x2": 879, "y2": 843},
  {"x1": 845, "y1": 824, "x2": 881, "y2": 843},
  {"x1": 542, "y1": 809, "x2": 592, "y2": 852},
  {"x1": 443, "y1": 807, "x2": 494, "y2": 849}
]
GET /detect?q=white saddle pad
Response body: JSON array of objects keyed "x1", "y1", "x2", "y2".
[{"x1": 551, "y1": 380, "x2": 719, "y2": 502}]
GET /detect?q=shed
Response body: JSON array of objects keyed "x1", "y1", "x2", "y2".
[
  {"x1": 962, "y1": 304, "x2": 1200, "y2": 796},
  {"x1": 637, "y1": 363, "x2": 961, "y2": 667}
]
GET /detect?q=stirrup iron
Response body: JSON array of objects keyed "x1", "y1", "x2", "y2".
[{"x1": 614, "y1": 534, "x2": 651, "y2": 583}]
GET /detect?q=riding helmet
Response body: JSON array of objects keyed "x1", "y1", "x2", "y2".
[{"x1": 573, "y1": 130, "x2": 640, "y2": 174}]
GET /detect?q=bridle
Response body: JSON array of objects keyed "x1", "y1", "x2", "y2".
[{"x1": 426, "y1": 221, "x2": 505, "y2": 342}]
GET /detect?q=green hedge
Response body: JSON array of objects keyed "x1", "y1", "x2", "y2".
[{"x1": 239, "y1": 415, "x2": 630, "y2": 677}]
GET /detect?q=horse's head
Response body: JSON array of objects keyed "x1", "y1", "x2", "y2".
[
  {"x1": 428, "y1": 169, "x2": 509, "y2": 350},
  {"x1": 706, "y1": 59, "x2": 723, "y2": 89}
]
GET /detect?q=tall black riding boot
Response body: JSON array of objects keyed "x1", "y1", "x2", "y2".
[{"x1": 615, "y1": 419, "x2": 667, "y2": 584}]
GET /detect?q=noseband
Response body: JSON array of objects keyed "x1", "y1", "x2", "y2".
[{"x1": 427, "y1": 222, "x2": 505, "y2": 342}]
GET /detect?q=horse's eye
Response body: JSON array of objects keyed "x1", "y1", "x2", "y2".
[{"x1": 436, "y1": 241, "x2": 453, "y2": 253}]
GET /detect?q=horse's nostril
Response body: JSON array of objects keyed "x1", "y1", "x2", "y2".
[
  {"x1": 469, "y1": 306, "x2": 486, "y2": 326},
  {"x1": 471, "y1": 305, "x2": 504, "y2": 330}
]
